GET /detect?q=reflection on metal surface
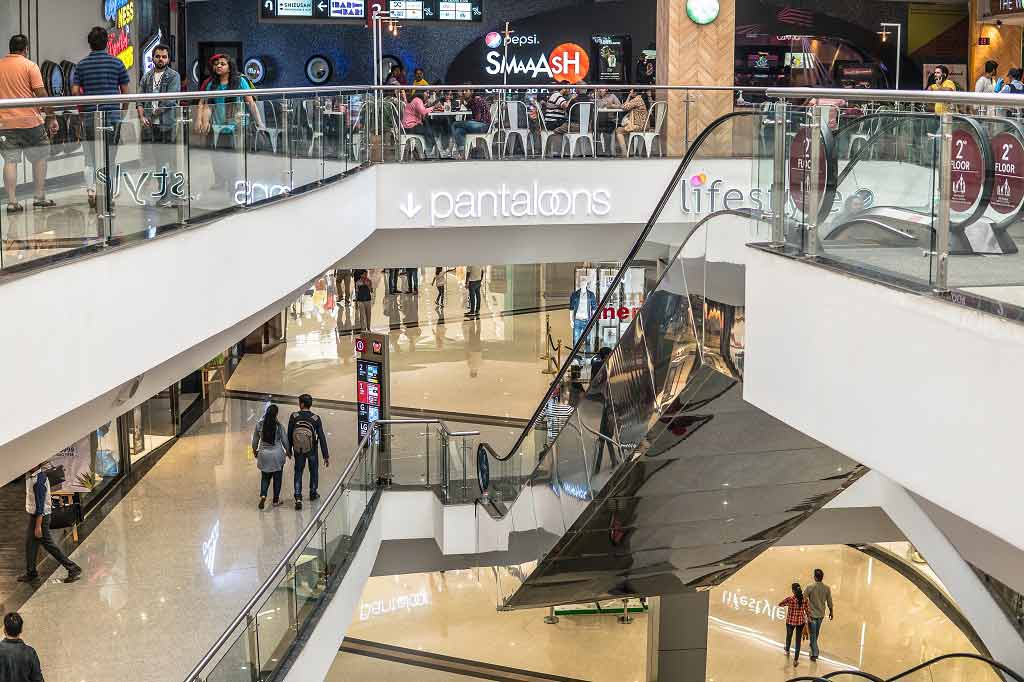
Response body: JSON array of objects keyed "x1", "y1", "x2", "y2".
[{"x1": 498, "y1": 211, "x2": 865, "y2": 609}]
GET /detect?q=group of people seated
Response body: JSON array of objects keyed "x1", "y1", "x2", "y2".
[{"x1": 361, "y1": 71, "x2": 660, "y2": 160}]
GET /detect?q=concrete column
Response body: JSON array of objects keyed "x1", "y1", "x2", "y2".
[{"x1": 646, "y1": 592, "x2": 710, "y2": 682}]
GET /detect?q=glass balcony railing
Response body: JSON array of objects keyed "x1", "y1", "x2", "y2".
[
  {"x1": 185, "y1": 417, "x2": 477, "y2": 682},
  {"x1": 0, "y1": 84, "x2": 765, "y2": 274}
]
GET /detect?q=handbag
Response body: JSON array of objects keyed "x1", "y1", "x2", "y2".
[
  {"x1": 44, "y1": 465, "x2": 66, "y2": 488},
  {"x1": 50, "y1": 499, "x2": 81, "y2": 530}
]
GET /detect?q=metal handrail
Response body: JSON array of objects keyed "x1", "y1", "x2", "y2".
[
  {"x1": 768, "y1": 85, "x2": 1024, "y2": 108},
  {"x1": 785, "y1": 653, "x2": 1024, "y2": 682},
  {"x1": 0, "y1": 83, "x2": 767, "y2": 110},
  {"x1": 183, "y1": 417, "x2": 472, "y2": 682}
]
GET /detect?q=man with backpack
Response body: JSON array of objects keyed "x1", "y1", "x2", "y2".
[{"x1": 287, "y1": 394, "x2": 330, "y2": 510}]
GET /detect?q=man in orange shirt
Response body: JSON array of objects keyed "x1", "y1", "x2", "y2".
[{"x1": 0, "y1": 34, "x2": 56, "y2": 212}]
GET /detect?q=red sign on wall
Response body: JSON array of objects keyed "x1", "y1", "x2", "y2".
[
  {"x1": 950, "y1": 129, "x2": 984, "y2": 212},
  {"x1": 788, "y1": 128, "x2": 827, "y2": 213},
  {"x1": 989, "y1": 132, "x2": 1024, "y2": 215}
]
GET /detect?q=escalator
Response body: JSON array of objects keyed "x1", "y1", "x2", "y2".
[
  {"x1": 820, "y1": 109, "x2": 1024, "y2": 257},
  {"x1": 786, "y1": 652, "x2": 1024, "y2": 682},
  {"x1": 474, "y1": 110, "x2": 867, "y2": 610}
]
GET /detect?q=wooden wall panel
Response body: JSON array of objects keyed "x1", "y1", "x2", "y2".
[
  {"x1": 657, "y1": 0, "x2": 737, "y2": 155},
  {"x1": 969, "y1": 0, "x2": 1022, "y2": 88}
]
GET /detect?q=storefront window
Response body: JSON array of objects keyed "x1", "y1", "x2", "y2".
[
  {"x1": 49, "y1": 422, "x2": 126, "y2": 510},
  {"x1": 125, "y1": 388, "x2": 176, "y2": 464}
]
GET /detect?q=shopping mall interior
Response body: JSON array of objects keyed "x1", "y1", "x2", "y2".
[{"x1": 1, "y1": 1, "x2": 1024, "y2": 682}]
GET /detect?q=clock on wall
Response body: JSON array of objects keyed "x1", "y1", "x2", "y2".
[{"x1": 686, "y1": 0, "x2": 719, "y2": 25}]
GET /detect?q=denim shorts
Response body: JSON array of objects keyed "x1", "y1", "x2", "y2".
[{"x1": 0, "y1": 125, "x2": 48, "y2": 164}]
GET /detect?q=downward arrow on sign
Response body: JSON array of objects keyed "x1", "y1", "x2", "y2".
[{"x1": 400, "y1": 193, "x2": 422, "y2": 219}]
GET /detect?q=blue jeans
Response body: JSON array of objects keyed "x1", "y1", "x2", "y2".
[
  {"x1": 260, "y1": 470, "x2": 283, "y2": 501},
  {"x1": 809, "y1": 617, "x2": 824, "y2": 658},
  {"x1": 293, "y1": 452, "x2": 319, "y2": 498},
  {"x1": 453, "y1": 120, "x2": 488, "y2": 149},
  {"x1": 468, "y1": 280, "x2": 481, "y2": 314},
  {"x1": 573, "y1": 318, "x2": 589, "y2": 348}
]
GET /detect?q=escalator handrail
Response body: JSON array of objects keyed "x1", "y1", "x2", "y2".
[
  {"x1": 785, "y1": 653, "x2": 1024, "y2": 682},
  {"x1": 886, "y1": 653, "x2": 1024, "y2": 682},
  {"x1": 484, "y1": 110, "x2": 763, "y2": 464}
]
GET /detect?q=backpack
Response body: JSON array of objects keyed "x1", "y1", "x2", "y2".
[{"x1": 292, "y1": 415, "x2": 316, "y2": 455}]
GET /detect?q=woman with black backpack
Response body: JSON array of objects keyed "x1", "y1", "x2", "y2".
[{"x1": 250, "y1": 404, "x2": 289, "y2": 509}]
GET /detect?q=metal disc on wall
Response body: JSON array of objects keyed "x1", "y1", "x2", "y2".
[
  {"x1": 41, "y1": 60, "x2": 63, "y2": 96},
  {"x1": 191, "y1": 59, "x2": 201, "y2": 85},
  {"x1": 244, "y1": 57, "x2": 270, "y2": 85},
  {"x1": 304, "y1": 55, "x2": 332, "y2": 84}
]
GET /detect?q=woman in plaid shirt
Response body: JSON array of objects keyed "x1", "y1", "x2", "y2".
[{"x1": 779, "y1": 582, "x2": 812, "y2": 665}]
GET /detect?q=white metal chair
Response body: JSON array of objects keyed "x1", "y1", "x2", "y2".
[
  {"x1": 503, "y1": 100, "x2": 530, "y2": 157},
  {"x1": 462, "y1": 102, "x2": 499, "y2": 160},
  {"x1": 302, "y1": 99, "x2": 324, "y2": 157},
  {"x1": 253, "y1": 100, "x2": 283, "y2": 154},
  {"x1": 627, "y1": 100, "x2": 666, "y2": 157},
  {"x1": 531, "y1": 103, "x2": 557, "y2": 158},
  {"x1": 561, "y1": 101, "x2": 596, "y2": 158},
  {"x1": 394, "y1": 101, "x2": 429, "y2": 161}
]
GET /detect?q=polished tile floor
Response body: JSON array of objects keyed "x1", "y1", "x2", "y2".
[
  {"x1": 227, "y1": 268, "x2": 578, "y2": 420},
  {"x1": 332, "y1": 545, "x2": 996, "y2": 682},
  {"x1": 13, "y1": 398, "x2": 355, "y2": 682}
]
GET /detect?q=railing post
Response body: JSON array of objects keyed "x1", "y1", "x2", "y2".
[
  {"x1": 287, "y1": 562, "x2": 298, "y2": 631},
  {"x1": 280, "y1": 97, "x2": 293, "y2": 190},
  {"x1": 425, "y1": 426, "x2": 431, "y2": 487},
  {"x1": 92, "y1": 111, "x2": 110, "y2": 230},
  {"x1": 176, "y1": 105, "x2": 189, "y2": 225},
  {"x1": 319, "y1": 520, "x2": 329, "y2": 581},
  {"x1": 245, "y1": 613, "x2": 259, "y2": 682},
  {"x1": 934, "y1": 111, "x2": 952, "y2": 292},
  {"x1": 770, "y1": 99, "x2": 787, "y2": 246},
  {"x1": 804, "y1": 105, "x2": 823, "y2": 258}
]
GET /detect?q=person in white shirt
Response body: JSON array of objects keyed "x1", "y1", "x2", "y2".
[{"x1": 976, "y1": 60, "x2": 999, "y2": 93}]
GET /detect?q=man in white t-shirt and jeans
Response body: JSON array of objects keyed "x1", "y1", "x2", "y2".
[{"x1": 805, "y1": 568, "x2": 834, "y2": 662}]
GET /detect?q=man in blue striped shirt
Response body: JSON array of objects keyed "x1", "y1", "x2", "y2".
[{"x1": 71, "y1": 26, "x2": 129, "y2": 209}]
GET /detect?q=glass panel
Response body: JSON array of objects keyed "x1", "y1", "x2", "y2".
[
  {"x1": 109, "y1": 105, "x2": 186, "y2": 238},
  {"x1": 323, "y1": 92, "x2": 356, "y2": 177},
  {"x1": 387, "y1": 422, "x2": 429, "y2": 486},
  {"x1": 290, "y1": 96, "x2": 324, "y2": 188},
  {"x1": 187, "y1": 100, "x2": 245, "y2": 218},
  {"x1": 818, "y1": 107, "x2": 940, "y2": 286},
  {"x1": 246, "y1": 95, "x2": 290, "y2": 204},
  {"x1": 203, "y1": 622, "x2": 254, "y2": 682},
  {"x1": 294, "y1": 527, "x2": 326, "y2": 629},
  {"x1": 946, "y1": 112, "x2": 1024, "y2": 297},
  {"x1": 324, "y1": 490, "x2": 352, "y2": 564},
  {"x1": 552, "y1": 411, "x2": 593, "y2": 530},
  {"x1": 255, "y1": 575, "x2": 296, "y2": 676},
  {"x1": 0, "y1": 109, "x2": 103, "y2": 269}
]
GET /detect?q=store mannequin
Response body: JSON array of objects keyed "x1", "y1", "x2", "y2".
[{"x1": 569, "y1": 278, "x2": 598, "y2": 353}]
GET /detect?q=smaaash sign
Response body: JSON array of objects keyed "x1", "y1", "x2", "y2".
[{"x1": 483, "y1": 32, "x2": 590, "y2": 84}]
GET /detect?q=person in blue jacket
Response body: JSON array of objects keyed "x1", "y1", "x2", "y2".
[{"x1": 569, "y1": 276, "x2": 598, "y2": 352}]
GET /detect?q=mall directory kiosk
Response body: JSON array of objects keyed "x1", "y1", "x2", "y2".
[{"x1": 355, "y1": 333, "x2": 391, "y2": 483}]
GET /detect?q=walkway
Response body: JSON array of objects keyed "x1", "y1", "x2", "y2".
[
  {"x1": 15, "y1": 398, "x2": 353, "y2": 682},
  {"x1": 328, "y1": 544, "x2": 996, "y2": 682},
  {"x1": 227, "y1": 266, "x2": 578, "y2": 420}
]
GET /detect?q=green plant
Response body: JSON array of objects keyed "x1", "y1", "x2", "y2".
[{"x1": 75, "y1": 471, "x2": 99, "y2": 490}]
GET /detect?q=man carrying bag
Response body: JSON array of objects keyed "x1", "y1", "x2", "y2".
[{"x1": 287, "y1": 394, "x2": 330, "y2": 510}]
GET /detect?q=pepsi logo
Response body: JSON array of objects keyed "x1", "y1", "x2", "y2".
[{"x1": 484, "y1": 31, "x2": 502, "y2": 49}]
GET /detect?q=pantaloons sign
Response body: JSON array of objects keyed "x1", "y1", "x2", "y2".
[{"x1": 399, "y1": 183, "x2": 611, "y2": 225}]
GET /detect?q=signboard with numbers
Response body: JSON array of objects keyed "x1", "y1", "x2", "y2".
[
  {"x1": 949, "y1": 129, "x2": 983, "y2": 213},
  {"x1": 261, "y1": 0, "x2": 367, "y2": 19},
  {"x1": 355, "y1": 333, "x2": 389, "y2": 449},
  {"x1": 788, "y1": 127, "x2": 827, "y2": 213},
  {"x1": 990, "y1": 132, "x2": 1024, "y2": 215}
]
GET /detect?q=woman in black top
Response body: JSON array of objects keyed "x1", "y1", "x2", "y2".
[{"x1": 354, "y1": 269, "x2": 374, "y2": 331}]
